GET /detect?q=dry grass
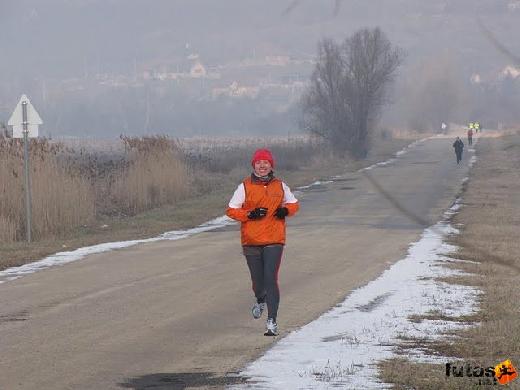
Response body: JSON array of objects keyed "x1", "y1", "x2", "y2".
[
  {"x1": 183, "y1": 135, "x2": 326, "y2": 174},
  {"x1": 380, "y1": 358, "x2": 478, "y2": 389},
  {"x1": 110, "y1": 136, "x2": 191, "y2": 214},
  {"x1": 0, "y1": 138, "x2": 96, "y2": 242},
  {"x1": 379, "y1": 131, "x2": 520, "y2": 389},
  {"x1": 0, "y1": 135, "x2": 193, "y2": 243},
  {"x1": 0, "y1": 132, "x2": 417, "y2": 270},
  {"x1": 407, "y1": 310, "x2": 482, "y2": 324}
]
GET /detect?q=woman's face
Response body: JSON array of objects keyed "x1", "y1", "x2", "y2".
[{"x1": 254, "y1": 160, "x2": 272, "y2": 177}]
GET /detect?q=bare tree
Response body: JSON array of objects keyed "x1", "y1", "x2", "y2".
[
  {"x1": 300, "y1": 39, "x2": 352, "y2": 153},
  {"x1": 301, "y1": 28, "x2": 402, "y2": 158}
]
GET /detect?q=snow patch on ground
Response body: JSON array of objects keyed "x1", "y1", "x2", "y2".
[
  {"x1": 231, "y1": 153, "x2": 480, "y2": 389},
  {"x1": 359, "y1": 136, "x2": 434, "y2": 173},
  {"x1": 296, "y1": 180, "x2": 334, "y2": 190},
  {"x1": 0, "y1": 216, "x2": 234, "y2": 284},
  {"x1": 232, "y1": 201, "x2": 480, "y2": 389},
  {"x1": 296, "y1": 137, "x2": 431, "y2": 199},
  {"x1": 469, "y1": 156, "x2": 477, "y2": 168}
]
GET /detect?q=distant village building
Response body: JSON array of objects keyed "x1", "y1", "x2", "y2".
[
  {"x1": 470, "y1": 73, "x2": 481, "y2": 84},
  {"x1": 260, "y1": 81, "x2": 307, "y2": 97},
  {"x1": 265, "y1": 55, "x2": 291, "y2": 66},
  {"x1": 142, "y1": 61, "x2": 219, "y2": 81},
  {"x1": 212, "y1": 81, "x2": 259, "y2": 99},
  {"x1": 508, "y1": 1, "x2": 520, "y2": 11},
  {"x1": 190, "y1": 62, "x2": 207, "y2": 78},
  {"x1": 501, "y1": 65, "x2": 520, "y2": 79}
]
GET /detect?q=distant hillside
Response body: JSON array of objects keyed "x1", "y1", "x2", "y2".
[
  {"x1": 2, "y1": 0, "x2": 519, "y2": 78},
  {"x1": 1, "y1": 0, "x2": 519, "y2": 136}
]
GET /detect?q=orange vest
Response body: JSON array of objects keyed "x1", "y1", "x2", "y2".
[{"x1": 227, "y1": 177, "x2": 299, "y2": 246}]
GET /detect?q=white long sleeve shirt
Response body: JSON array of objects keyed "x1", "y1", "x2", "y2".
[{"x1": 228, "y1": 181, "x2": 298, "y2": 209}]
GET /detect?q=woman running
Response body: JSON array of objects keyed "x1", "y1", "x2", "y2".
[{"x1": 226, "y1": 148, "x2": 299, "y2": 336}]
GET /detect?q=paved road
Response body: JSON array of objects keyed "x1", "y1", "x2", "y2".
[{"x1": 0, "y1": 136, "x2": 472, "y2": 390}]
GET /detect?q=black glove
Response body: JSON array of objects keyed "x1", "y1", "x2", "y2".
[
  {"x1": 247, "y1": 207, "x2": 268, "y2": 220},
  {"x1": 274, "y1": 207, "x2": 289, "y2": 219}
]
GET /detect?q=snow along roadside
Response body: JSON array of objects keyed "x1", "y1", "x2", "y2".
[
  {"x1": 229, "y1": 157, "x2": 479, "y2": 390},
  {"x1": 295, "y1": 135, "x2": 435, "y2": 192},
  {"x1": 0, "y1": 216, "x2": 233, "y2": 284},
  {"x1": 0, "y1": 136, "x2": 432, "y2": 284}
]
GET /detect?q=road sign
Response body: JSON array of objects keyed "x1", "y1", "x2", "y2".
[
  {"x1": 7, "y1": 94, "x2": 42, "y2": 243},
  {"x1": 8, "y1": 94, "x2": 42, "y2": 138}
]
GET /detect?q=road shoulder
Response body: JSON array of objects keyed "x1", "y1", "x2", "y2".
[{"x1": 380, "y1": 131, "x2": 520, "y2": 389}]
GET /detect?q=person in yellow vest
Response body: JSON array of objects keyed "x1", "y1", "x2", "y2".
[{"x1": 227, "y1": 149, "x2": 299, "y2": 336}]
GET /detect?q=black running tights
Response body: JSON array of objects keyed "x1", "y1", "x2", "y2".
[{"x1": 243, "y1": 244, "x2": 283, "y2": 321}]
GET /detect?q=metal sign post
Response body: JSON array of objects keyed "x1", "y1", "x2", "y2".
[
  {"x1": 22, "y1": 101, "x2": 32, "y2": 243},
  {"x1": 8, "y1": 94, "x2": 42, "y2": 243}
]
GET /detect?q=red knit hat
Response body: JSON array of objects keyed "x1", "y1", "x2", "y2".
[{"x1": 251, "y1": 148, "x2": 275, "y2": 168}]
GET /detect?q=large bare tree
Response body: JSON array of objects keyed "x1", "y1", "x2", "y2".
[{"x1": 301, "y1": 28, "x2": 402, "y2": 158}]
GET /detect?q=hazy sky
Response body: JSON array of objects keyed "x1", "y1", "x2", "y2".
[
  {"x1": 2, "y1": 0, "x2": 517, "y2": 79},
  {"x1": 1, "y1": 0, "x2": 519, "y2": 136}
]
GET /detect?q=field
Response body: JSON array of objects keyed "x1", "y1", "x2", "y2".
[{"x1": 0, "y1": 130, "x2": 417, "y2": 270}]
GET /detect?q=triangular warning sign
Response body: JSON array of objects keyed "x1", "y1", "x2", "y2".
[{"x1": 8, "y1": 94, "x2": 42, "y2": 138}]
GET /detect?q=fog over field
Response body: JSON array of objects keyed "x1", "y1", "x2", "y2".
[{"x1": 1, "y1": 0, "x2": 519, "y2": 137}]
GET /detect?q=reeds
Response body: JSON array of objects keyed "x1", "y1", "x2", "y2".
[
  {"x1": 1, "y1": 133, "x2": 326, "y2": 243},
  {"x1": 182, "y1": 134, "x2": 324, "y2": 173},
  {"x1": 0, "y1": 137, "x2": 95, "y2": 242},
  {"x1": 110, "y1": 136, "x2": 191, "y2": 214}
]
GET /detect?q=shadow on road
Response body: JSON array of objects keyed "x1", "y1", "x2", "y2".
[{"x1": 119, "y1": 372, "x2": 249, "y2": 389}]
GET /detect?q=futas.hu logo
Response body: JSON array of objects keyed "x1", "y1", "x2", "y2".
[{"x1": 446, "y1": 359, "x2": 517, "y2": 386}]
